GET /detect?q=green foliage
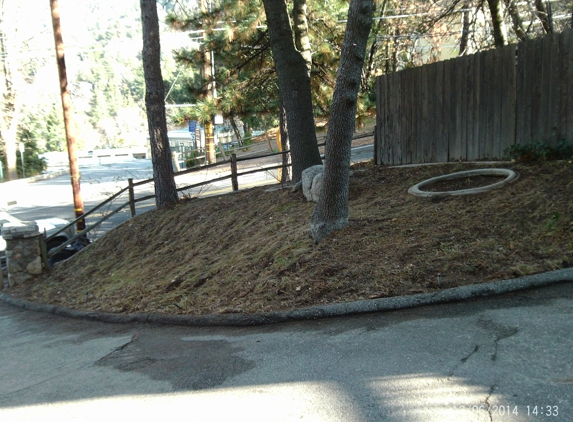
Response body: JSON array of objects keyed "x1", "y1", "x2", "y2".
[
  {"x1": 0, "y1": 139, "x2": 47, "y2": 178},
  {"x1": 185, "y1": 149, "x2": 205, "y2": 168},
  {"x1": 503, "y1": 140, "x2": 573, "y2": 161},
  {"x1": 165, "y1": 0, "x2": 353, "y2": 127},
  {"x1": 164, "y1": 0, "x2": 453, "y2": 129},
  {"x1": 18, "y1": 103, "x2": 66, "y2": 153}
]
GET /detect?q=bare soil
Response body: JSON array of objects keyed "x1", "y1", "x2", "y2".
[{"x1": 4, "y1": 161, "x2": 573, "y2": 316}]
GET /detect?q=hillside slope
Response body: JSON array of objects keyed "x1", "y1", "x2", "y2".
[{"x1": 5, "y1": 161, "x2": 573, "y2": 315}]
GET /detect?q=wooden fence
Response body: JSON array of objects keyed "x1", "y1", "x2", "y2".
[
  {"x1": 375, "y1": 29, "x2": 573, "y2": 165},
  {"x1": 41, "y1": 131, "x2": 372, "y2": 263}
]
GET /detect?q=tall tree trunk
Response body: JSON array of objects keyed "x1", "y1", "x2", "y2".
[
  {"x1": 0, "y1": 0, "x2": 19, "y2": 181},
  {"x1": 229, "y1": 113, "x2": 243, "y2": 146},
  {"x1": 459, "y1": 3, "x2": 471, "y2": 55},
  {"x1": 140, "y1": 0, "x2": 178, "y2": 208},
  {"x1": 487, "y1": 0, "x2": 507, "y2": 47},
  {"x1": 201, "y1": 0, "x2": 216, "y2": 164},
  {"x1": 310, "y1": 0, "x2": 373, "y2": 244},
  {"x1": 292, "y1": 0, "x2": 312, "y2": 75},
  {"x1": 279, "y1": 92, "x2": 291, "y2": 184},
  {"x1": 534, "y1": 0, "x2": 553, "y2": 34},
  {"x1": 262, "y1": 0, "x2": 322, "y2": 183},
  {"x1": 503, "y1": 0, "x2": 528, "y2": 41}
]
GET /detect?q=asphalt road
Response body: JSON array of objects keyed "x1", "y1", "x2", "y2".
[
  {"x1": 2, "y1": 143, "x2": 374, "y2": 239},
  {"x1": 1, "y1": 282, "x2": 572, "y2": 421}
]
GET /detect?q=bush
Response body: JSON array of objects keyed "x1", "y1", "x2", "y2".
[
  {"x1": 185, "y1": 150, "x2": 205, "y2": 168},
  {"x1": 17, "y1": 152, "x2": 47, "y2": 177},
  {"x1": 503, "y1": 140, "x2": 573, "y2": 162}
]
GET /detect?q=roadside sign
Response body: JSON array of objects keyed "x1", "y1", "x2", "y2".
[{"x1": 188, "y1": 120, "x2": 197, "y2": 132}]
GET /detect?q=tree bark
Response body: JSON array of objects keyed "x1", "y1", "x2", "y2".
[
  {"x1": 310, "y1": 0, "x2": 373, "y2": 243},
  {"x1": 229, "y1": 113, "x2": 243, "y2": 146},
  {"x1": 140, "y1": 0, "x2": 178, "y2": 208},
  {"x1": 534, "y1": 0, "x2": 553, "y2": 34},
  {"x1": 200, "y1": 0, "x2": 217, "y2": 164},
  {"x1": 459, "y1": 3, "x2": 471, "y2": 55},
  {"x1": 487, "y1": 0, "x2": 507, "y2": 47},
  {"x1": 262, "y1": 0, "x2": 322, "y2": 183},
  {"x1": 503, "y1": 0, "x2": 528, "y2": 41},
  {"x1": 292, "y1": 0, "x2": 312, "y2": 75},
  {"x1": 279, "y1": 93, "x2": 291, "y2": 184},
  {"x1": 0, "y1": 0, "x2": 19, "y2": 181}
]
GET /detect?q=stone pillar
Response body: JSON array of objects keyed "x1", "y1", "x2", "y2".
[{"x1": 1, "y1": 222, "x2": 44, "y2": 287}]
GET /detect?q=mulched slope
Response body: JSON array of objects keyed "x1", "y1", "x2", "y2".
[{"x1": 5, "y1": 161, "x2": 572, "y2": 315}]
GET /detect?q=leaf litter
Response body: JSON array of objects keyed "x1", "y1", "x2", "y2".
[{"x1": 4, "y1": 160, "x2": 572, "y2": 316}]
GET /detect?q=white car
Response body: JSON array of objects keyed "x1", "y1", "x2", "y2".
[{"x1": 0, "y1": 211, "x2": 76, "y2": 256}]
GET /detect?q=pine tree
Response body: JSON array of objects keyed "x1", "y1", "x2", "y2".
[{"x1": 140, "y1": 0, "x2": 179, "y2": 208}]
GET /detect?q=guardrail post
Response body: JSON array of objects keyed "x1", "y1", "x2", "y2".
[
  {"x1": 128, "y1": 178, "x2": 136, "y2": 217},
  {"x1": 230, "y1": 154, "x2": 239, "y2": 191}
]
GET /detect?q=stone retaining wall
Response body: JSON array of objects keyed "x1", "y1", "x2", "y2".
[{"x1": 2, "y1": 222, "x2": 44, "y2": 287}]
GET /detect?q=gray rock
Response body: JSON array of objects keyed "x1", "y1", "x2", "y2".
[
  {"x1": 301, "y1": 165, "x2": 324, "y2": 202},
  {"x1": 310, "y1": 171, "x2": 324, "y2": 202},
  {"x1": 26, "y1": 256, "x2": 43, "y2": 275}
]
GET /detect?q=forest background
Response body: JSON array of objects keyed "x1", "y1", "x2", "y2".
[{"x1": 1, "y1": 0, "x2": 571, "y2": 179}]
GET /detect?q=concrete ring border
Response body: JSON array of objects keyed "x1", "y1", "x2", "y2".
[{"x1": 408, "y1": 168, "x2": 519, "y2": 197}]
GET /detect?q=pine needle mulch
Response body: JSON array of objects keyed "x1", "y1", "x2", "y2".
[{"x1": 4, "y1": 160, "x2": 572, "y2": 316}]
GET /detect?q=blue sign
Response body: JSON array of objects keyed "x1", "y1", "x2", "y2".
[{"x1": 188, "y1": 120, "x2": 197, "y2": 132}]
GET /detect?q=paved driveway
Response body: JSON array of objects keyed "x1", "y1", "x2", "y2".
[{"x1": 1, "y1": 282, "x2": 572, "y2": 421}]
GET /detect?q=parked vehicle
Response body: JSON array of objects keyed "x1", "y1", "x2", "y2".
[{"x1": 1, "y1": 211, "x2": 76, "y2": 272}]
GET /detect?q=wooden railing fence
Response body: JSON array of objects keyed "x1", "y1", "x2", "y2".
[
  {"x1": 375, "y1": 29, "x2": 573, "y2": 165},
  {"x1": 41, "y1": 131, "x2": 372, "y2": 264}
]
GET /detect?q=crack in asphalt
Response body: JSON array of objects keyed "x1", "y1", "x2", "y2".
[
  {"x1": 448, "y1": 344, "x2": 480, "y2": 377},
  {"x1": 97, "y1": 331, "x2": 139, "y2": 362},
  {"x1": 490, "y1": 327, "x2": 519, "y2": 362},
  {"x1": 485, "y1": 384, "x2": 495, "y2": 422}
]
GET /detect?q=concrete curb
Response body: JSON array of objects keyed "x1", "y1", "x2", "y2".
[
  {"x1": 1, "y1": 267, "x2": 572, "y2": 327},
  {"x1": 408, "y1": 168, "x2": 519, "y2": 197}
]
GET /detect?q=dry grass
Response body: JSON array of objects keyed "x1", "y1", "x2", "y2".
[{"x1": 5, "y1": 160, "x2": 573, "y2": 315}]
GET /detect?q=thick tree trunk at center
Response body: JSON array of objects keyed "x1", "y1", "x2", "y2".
[
  {"x1": 310, "y1": 0, "x2": 373, "y2": 243},
  {"x1": 140, "y1": 0, "x2": 178, "y2": 208},
  {"x1": 262, "y1": 0, "x2": 322, "y2": 183}
]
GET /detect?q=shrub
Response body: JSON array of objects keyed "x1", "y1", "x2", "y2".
[
  {"x1": 503, "y1": 140, "x2": 573, "y2": 162},
  {"x1": 185, "y1": 149, "x2": 204, "y2": 168}
]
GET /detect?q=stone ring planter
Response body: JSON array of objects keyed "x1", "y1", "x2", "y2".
[{"x1": 408, "y1": 168, "x2": 519, "y2": 197}]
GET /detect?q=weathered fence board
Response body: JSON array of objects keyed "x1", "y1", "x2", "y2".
[
  {"x1": 376, "y1": 30, "x2": 572, "y2": 165},
  {"x1": 500, "y1": 44, "x2": 516, "y2": 157},
  {"x1": 567, "y1": 30, "x2": 573, "y2": 142},
  {"x1": 413, "y1": 67, "x2": 422, "y2": 163},
  {"x1": 468, "y1": 52, "x2": 480, "y2": 160},
  {"x1": 436, "y1": 61, "x2": 448, "y2": 163}
]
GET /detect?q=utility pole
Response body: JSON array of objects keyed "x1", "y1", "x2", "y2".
[
  {"x1": 49, "y1": 0, "x2": 85, "y2": 231},
  {"x1": 201, "y1": 0, "x2": 217, "y2": 164}
]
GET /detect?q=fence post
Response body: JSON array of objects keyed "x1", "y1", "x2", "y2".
[
  {"x1": 230, "y1": 154, "x2": 239, "y2": 191},
  {"x1": 128, "y1": 178, "x2": 136, "y2": 218}
]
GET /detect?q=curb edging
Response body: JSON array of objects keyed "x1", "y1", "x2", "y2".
[{"x1": 1, "y1": 267, "x2": 572, "y2": 327}]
